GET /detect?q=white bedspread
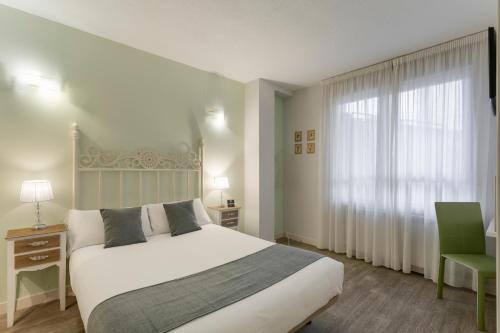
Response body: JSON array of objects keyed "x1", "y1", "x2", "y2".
[{"x1": 70, "y1": 224, "x2": 344, "y2": 333}]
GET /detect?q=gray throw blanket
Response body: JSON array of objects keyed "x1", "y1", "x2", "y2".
[{"x1": 88, "y1": 244, "x2": 324, "y2": 333}]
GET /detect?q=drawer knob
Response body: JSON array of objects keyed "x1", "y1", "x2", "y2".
[
  {"x1": 29, "y1": 255, "x2": 49, "y2": 261},
  {"x1": 29, "y1": 240, "x2": 49, "y2": 247}
]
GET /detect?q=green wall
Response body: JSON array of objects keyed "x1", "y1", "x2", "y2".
[
  {"x1": 274, "y1": 95, "x2": 284, "y2": 237},
  {"x1": 0, "y1": 5, "x2": 244, "y2": 304}
]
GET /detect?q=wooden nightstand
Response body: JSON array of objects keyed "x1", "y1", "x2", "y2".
[
  {"x1": 207, "y1": 206, "x2": 241, "y2": 231},
  {"x1": 5, "y1": 224, "x2": 67, "y2": 327}
]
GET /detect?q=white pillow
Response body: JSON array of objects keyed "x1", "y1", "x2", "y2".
[
  {"x1": 193, "y1": 198, "x2": 212, "y2": 225},
  {"x1": 66, "y1": 206, "x2": 152, "y2": 254},
  {"x1": 146, "y1": 198, "x2": 212, "y2": 235},
  {"x1": 146, "y1": 204, "x2": 170, "y2": 235}
]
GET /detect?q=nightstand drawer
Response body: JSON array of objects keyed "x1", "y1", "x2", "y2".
[
  {"x1": 221, "y1": 218, "x2": 238, "y2": 228},
  {"x1": 221, "y1": 210, "x2": 238, "y2": 219},
  {"x1": 14, "y1": 235, "x2": 60, "y2": 254},
  {"x1": 15, "y1": 249, "x2": 60, "y2": 269}
]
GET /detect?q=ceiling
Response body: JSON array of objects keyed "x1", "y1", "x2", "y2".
[{"x1": 0, "y1": 0, "x2": 496, "y2": 89}]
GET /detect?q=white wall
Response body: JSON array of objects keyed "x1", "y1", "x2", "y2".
[
  {"x1": 244, "y1": 79, "x2": 287, "y2": 242},
  {"x1": 283, "y1": 85, "x2": 322, "y2": 246},
  {"x1": 258, "y1": 80, "x2": 276, "y2": 241},
  {"x1": 274, "y1": 95, "x2": 285, "y2": 238},
  {"x1": 244, "y1": 80, "x2": 261, "y2": 237}
]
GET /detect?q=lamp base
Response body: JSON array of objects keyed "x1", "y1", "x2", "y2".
[{"x1": 32, "y1": 223, "x2": 47, "y2": 230}]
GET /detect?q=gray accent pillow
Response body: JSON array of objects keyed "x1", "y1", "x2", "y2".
[
  {"x1": 163, "y1": 200, "x2": 201, "y2": 236},
  {"x1": 100, "y1": 207, "x2": 147, "y2": 248}
]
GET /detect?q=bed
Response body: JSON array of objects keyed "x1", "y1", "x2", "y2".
[
  {"x1": 70, "y1": 224, "x2": 343, "y2": 332},
  {"x1": 67, "y1": 124, "x2": 344, "y2": 332}
]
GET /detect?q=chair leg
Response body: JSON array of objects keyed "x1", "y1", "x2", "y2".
[
  {"x1": 477, "y1": 274, "x2": 486, "y2": 331},
  {"x1": 437, "y1": 256, "x2": 445, "y2": 299}
]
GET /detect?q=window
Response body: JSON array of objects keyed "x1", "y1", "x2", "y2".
[
  {"x1": 342, "y1": 97, "x2": 378, "y2": 120},
  {"x1": 396, "y1": 79, "x2": 467, "y2": 213},
  {"x1": 334, "y1": 78, "x2": 469, "y2": 214}
]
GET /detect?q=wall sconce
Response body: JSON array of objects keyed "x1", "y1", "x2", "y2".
[
  {"x1": 206, "y1": 107, "x2": 225, "y2": 128},
  {"x1": 16, "y1": 71, "x2": 62, "y2": 93}
]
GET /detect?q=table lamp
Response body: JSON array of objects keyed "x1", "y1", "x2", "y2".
[
  {"x1": 214, "y1": 177, "x2": 229, "y2": 207},
  {"x1": 20, "y1": 180, "x2": 54, "y2": 230}
]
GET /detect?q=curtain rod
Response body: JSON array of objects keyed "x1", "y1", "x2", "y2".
[{"x1": 321, "y1": 28, "x2": 489, "y2": 83}]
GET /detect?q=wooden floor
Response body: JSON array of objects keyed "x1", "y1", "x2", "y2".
[
  {"x1": 0, "y1": 240, "x2": 495, "y2": 333},
  {"x1": 287, "y1": 240, "x2": 497, "y2": 333}
]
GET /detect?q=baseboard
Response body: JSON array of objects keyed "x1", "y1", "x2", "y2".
[
  {"x1": 282, "y1": 232, "x2": 318, "y2": 247},
  {"x1": 274, "y1": 232, "x2": 285, "y2": 240},
  {"x1": 0, "y1": 286, "x2": 73, "y2": 315}
]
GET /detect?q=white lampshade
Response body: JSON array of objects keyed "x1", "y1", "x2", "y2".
[
  {"x1": 20, "y1": 180, "x2": 54, "y2": 203},
  {"x1": 214, "y1": 177, "x2": 229, "y2": 190}
]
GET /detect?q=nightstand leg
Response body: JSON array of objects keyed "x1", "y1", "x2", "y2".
[
  {"x1": 7, "y1": 271, "x2": 17, "y2": 327},
  {"x1": 7, "y1": 239, "x2": 16, "y2": 328},
  {"x1": 58, "y1": 263, "x2": 66, "y2": 311}
]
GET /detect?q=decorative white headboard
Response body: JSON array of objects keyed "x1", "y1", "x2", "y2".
[{"x1": 71, "y1": 123, "x2": 204, "y2": 209}]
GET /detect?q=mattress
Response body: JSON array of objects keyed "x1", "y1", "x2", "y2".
[{"x1": 70, "y1": 224, "x2": 344, "y2": 332}]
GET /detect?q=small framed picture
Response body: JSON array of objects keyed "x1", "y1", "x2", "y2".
[
  {"x1": 307, "y1": 129, "x2": 315, "y2": 141},
  {"x1": 307, "y1": 143, "x2": 315, "y2": 154},
  {"x1": 294, "y1": 131, "x2": 302, "y2": 142},
  {"x1": 227, "y1": 199, "x2": 235, "y2": 207},
  {"x1": 295, "y1": 144, "x2": 302, "y2": 154}
]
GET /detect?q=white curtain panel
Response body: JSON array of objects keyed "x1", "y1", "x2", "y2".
[{"x1": 320, "y1": 31, "x2": 496, "y2": 288}]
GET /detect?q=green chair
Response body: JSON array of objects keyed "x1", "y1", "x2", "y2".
[{"x1": 435, "y1": 202, "x2": 496, "y2": 331}]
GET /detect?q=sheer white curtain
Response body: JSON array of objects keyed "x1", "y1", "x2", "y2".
[{"x1": 320, "y1": 31, "x2": 496, "y2": 287}]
